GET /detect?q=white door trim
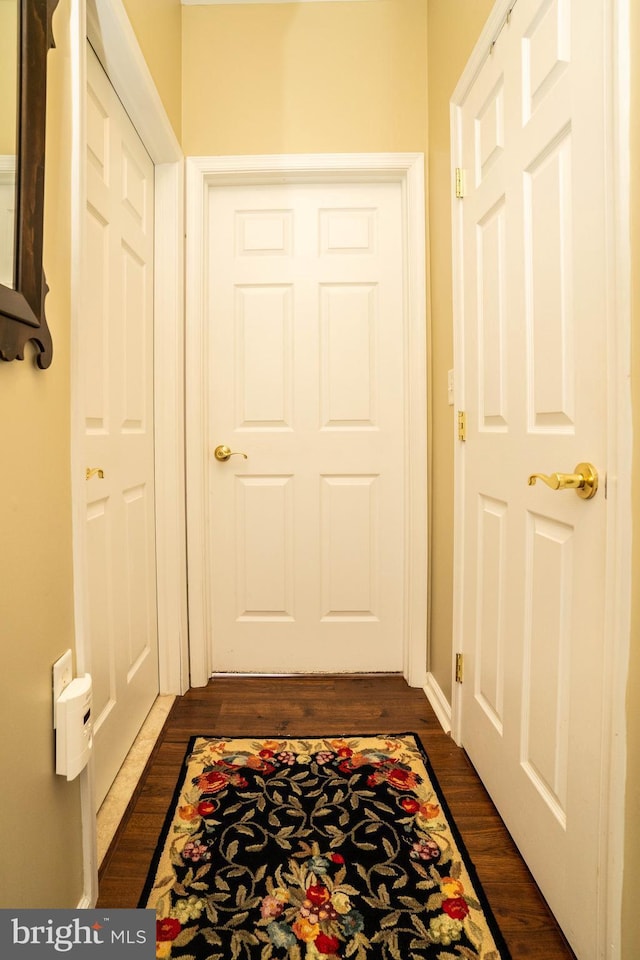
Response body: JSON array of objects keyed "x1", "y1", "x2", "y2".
[
  {"x1": 70, "y1": 0, "x2": 187, "y2": 907},
  {"x1": 449, "y1": 2, "x2": 631, "y2": 957},
  {"x1": 185, "y1": 153, "x2": 428, "y2": 689}
]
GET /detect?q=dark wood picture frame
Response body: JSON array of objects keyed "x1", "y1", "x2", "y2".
[{"x1": 0, "y1": 0, "x2": 59, "y2": 369}]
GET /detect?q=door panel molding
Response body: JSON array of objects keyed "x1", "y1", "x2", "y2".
[{"x1": 185, "y1": 153, "x2": 427, "y2": 688}]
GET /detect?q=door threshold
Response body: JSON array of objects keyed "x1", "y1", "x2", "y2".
[{"x1": 210, "y1": 671, "x2": 404, "y2": 679}]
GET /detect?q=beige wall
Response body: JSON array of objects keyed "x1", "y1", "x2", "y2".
[
  {"x1": 0, "y1": 0, "x2": 83, "y2": 907},
  {"x1": 622, "y1": 2, "x2": 640, "y2": 956},
  {"x1": 121, "y1": 0, "x2": 182, "y2": 141},
  {"x1": 426, "y1": 0, "x2": 492, "y2": 700},
  {"x1": 0, "y1": 0, "x2": 17, "y2": 154},
  {"x1": 182, "y1": 0, "x2": 427, "y2": 156}
]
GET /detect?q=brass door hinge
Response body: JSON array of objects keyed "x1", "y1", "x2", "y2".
[
  {"x1": 457, "y1": 410, "x2": 466, "y2": 441},
  {"x1": 455, "y1": 653, "x2": 464, "y2": 683},
  {"x1": 455, "y1": 167, "x2": 466, "y2": 199}
]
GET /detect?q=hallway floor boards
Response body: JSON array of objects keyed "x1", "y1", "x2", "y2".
[{"x1": 97, "y1": 675, "x2": 576, "y2": 959}]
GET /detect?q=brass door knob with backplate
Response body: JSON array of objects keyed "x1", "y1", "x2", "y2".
[
  {"x1": 214, "y1": 445, "x2": 248, "y2": 462},
  {"x1": 527, "y1": 462, "x2": 598, "y2": 499}
]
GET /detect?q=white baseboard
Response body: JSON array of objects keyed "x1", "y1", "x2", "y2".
[
  {"x1": 80, "y1": 765, "x2": 98, "y2": 908},
  {"x1": 424, "y1": 673, "x2": 452, "y2": 734}
]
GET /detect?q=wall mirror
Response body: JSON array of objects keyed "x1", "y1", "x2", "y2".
[{"x1": 0, "y1": 0, "x2": 59, "y2": 368}]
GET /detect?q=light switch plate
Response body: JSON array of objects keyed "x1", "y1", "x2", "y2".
[{"x1": 53, "y1": 649, "x2": 73, "y2": 728}]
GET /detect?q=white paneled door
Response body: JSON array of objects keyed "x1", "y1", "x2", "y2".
[
  {"x1": 206, "y1": 182, "x2": 406, "y2": 673},
  {"x1": 82, "y1": 46, "x2": 158, "y2": 809},
  {"x1": 454, "y1": 2, "x2": 612, "y2": 957}
]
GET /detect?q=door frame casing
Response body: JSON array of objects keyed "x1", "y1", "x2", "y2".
[
  {"x1": 70, "y1": 0, "x2": 188, "y2": 906},
  {"x1": 449, "y1": 2, "x2": 631, "y2": 957},
  {"x1": 185, "y1": 153, "x2": 428, "y2": 689}
]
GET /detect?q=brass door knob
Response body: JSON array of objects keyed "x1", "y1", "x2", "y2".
[
  {"x1": 527, "y1": 462, "x2": 598, "y2": 499},
  {"x1": 214, "y1": 445, "x2": 248, "y2": 462}
]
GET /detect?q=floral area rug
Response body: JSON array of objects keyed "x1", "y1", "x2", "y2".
[{"x1": 140, "y1": 734, "x2": 511, "y2": 960}]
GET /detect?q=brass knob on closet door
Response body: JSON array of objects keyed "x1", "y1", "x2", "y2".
[{"x1": 214, "y1": 445, "x2": 248, "y2": 462}]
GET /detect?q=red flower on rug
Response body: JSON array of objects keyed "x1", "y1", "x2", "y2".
[
  {"x1": 315, "y1": 932, "x2": 341, "y2": 955},
  {"x1": 156, "y1": 918, "x2": 181, "y2": 942},
  {"x1": 194, "y1": 770, "x2": 229, "y2": 792},
  {"x1": 386, "y1": 766, "x2": 419, "y2": 791},
  {"x1": 443, "y1": 896, "x2": 470, "y2": 920},
  {"x1": 195, "y1": 769, "x2": 248, "y2": 793},
  {"x1": 306, "y1": 884, "x2": 331, "y2": 907}
]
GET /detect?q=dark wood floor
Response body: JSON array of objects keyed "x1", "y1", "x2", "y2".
[{"x1": 97, "y1": 675, "x2": 576, "y2": 959}]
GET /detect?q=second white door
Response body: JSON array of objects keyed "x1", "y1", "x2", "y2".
[
  {"x1": 453, "y1": 1, "x2": 614, "y2": 956},
  {"x1": 82, "y1": 46, "x2": 159, "y2": 808},
  {"x1": 206, "y1": 182, "x2": 406, "y2": 673}
]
